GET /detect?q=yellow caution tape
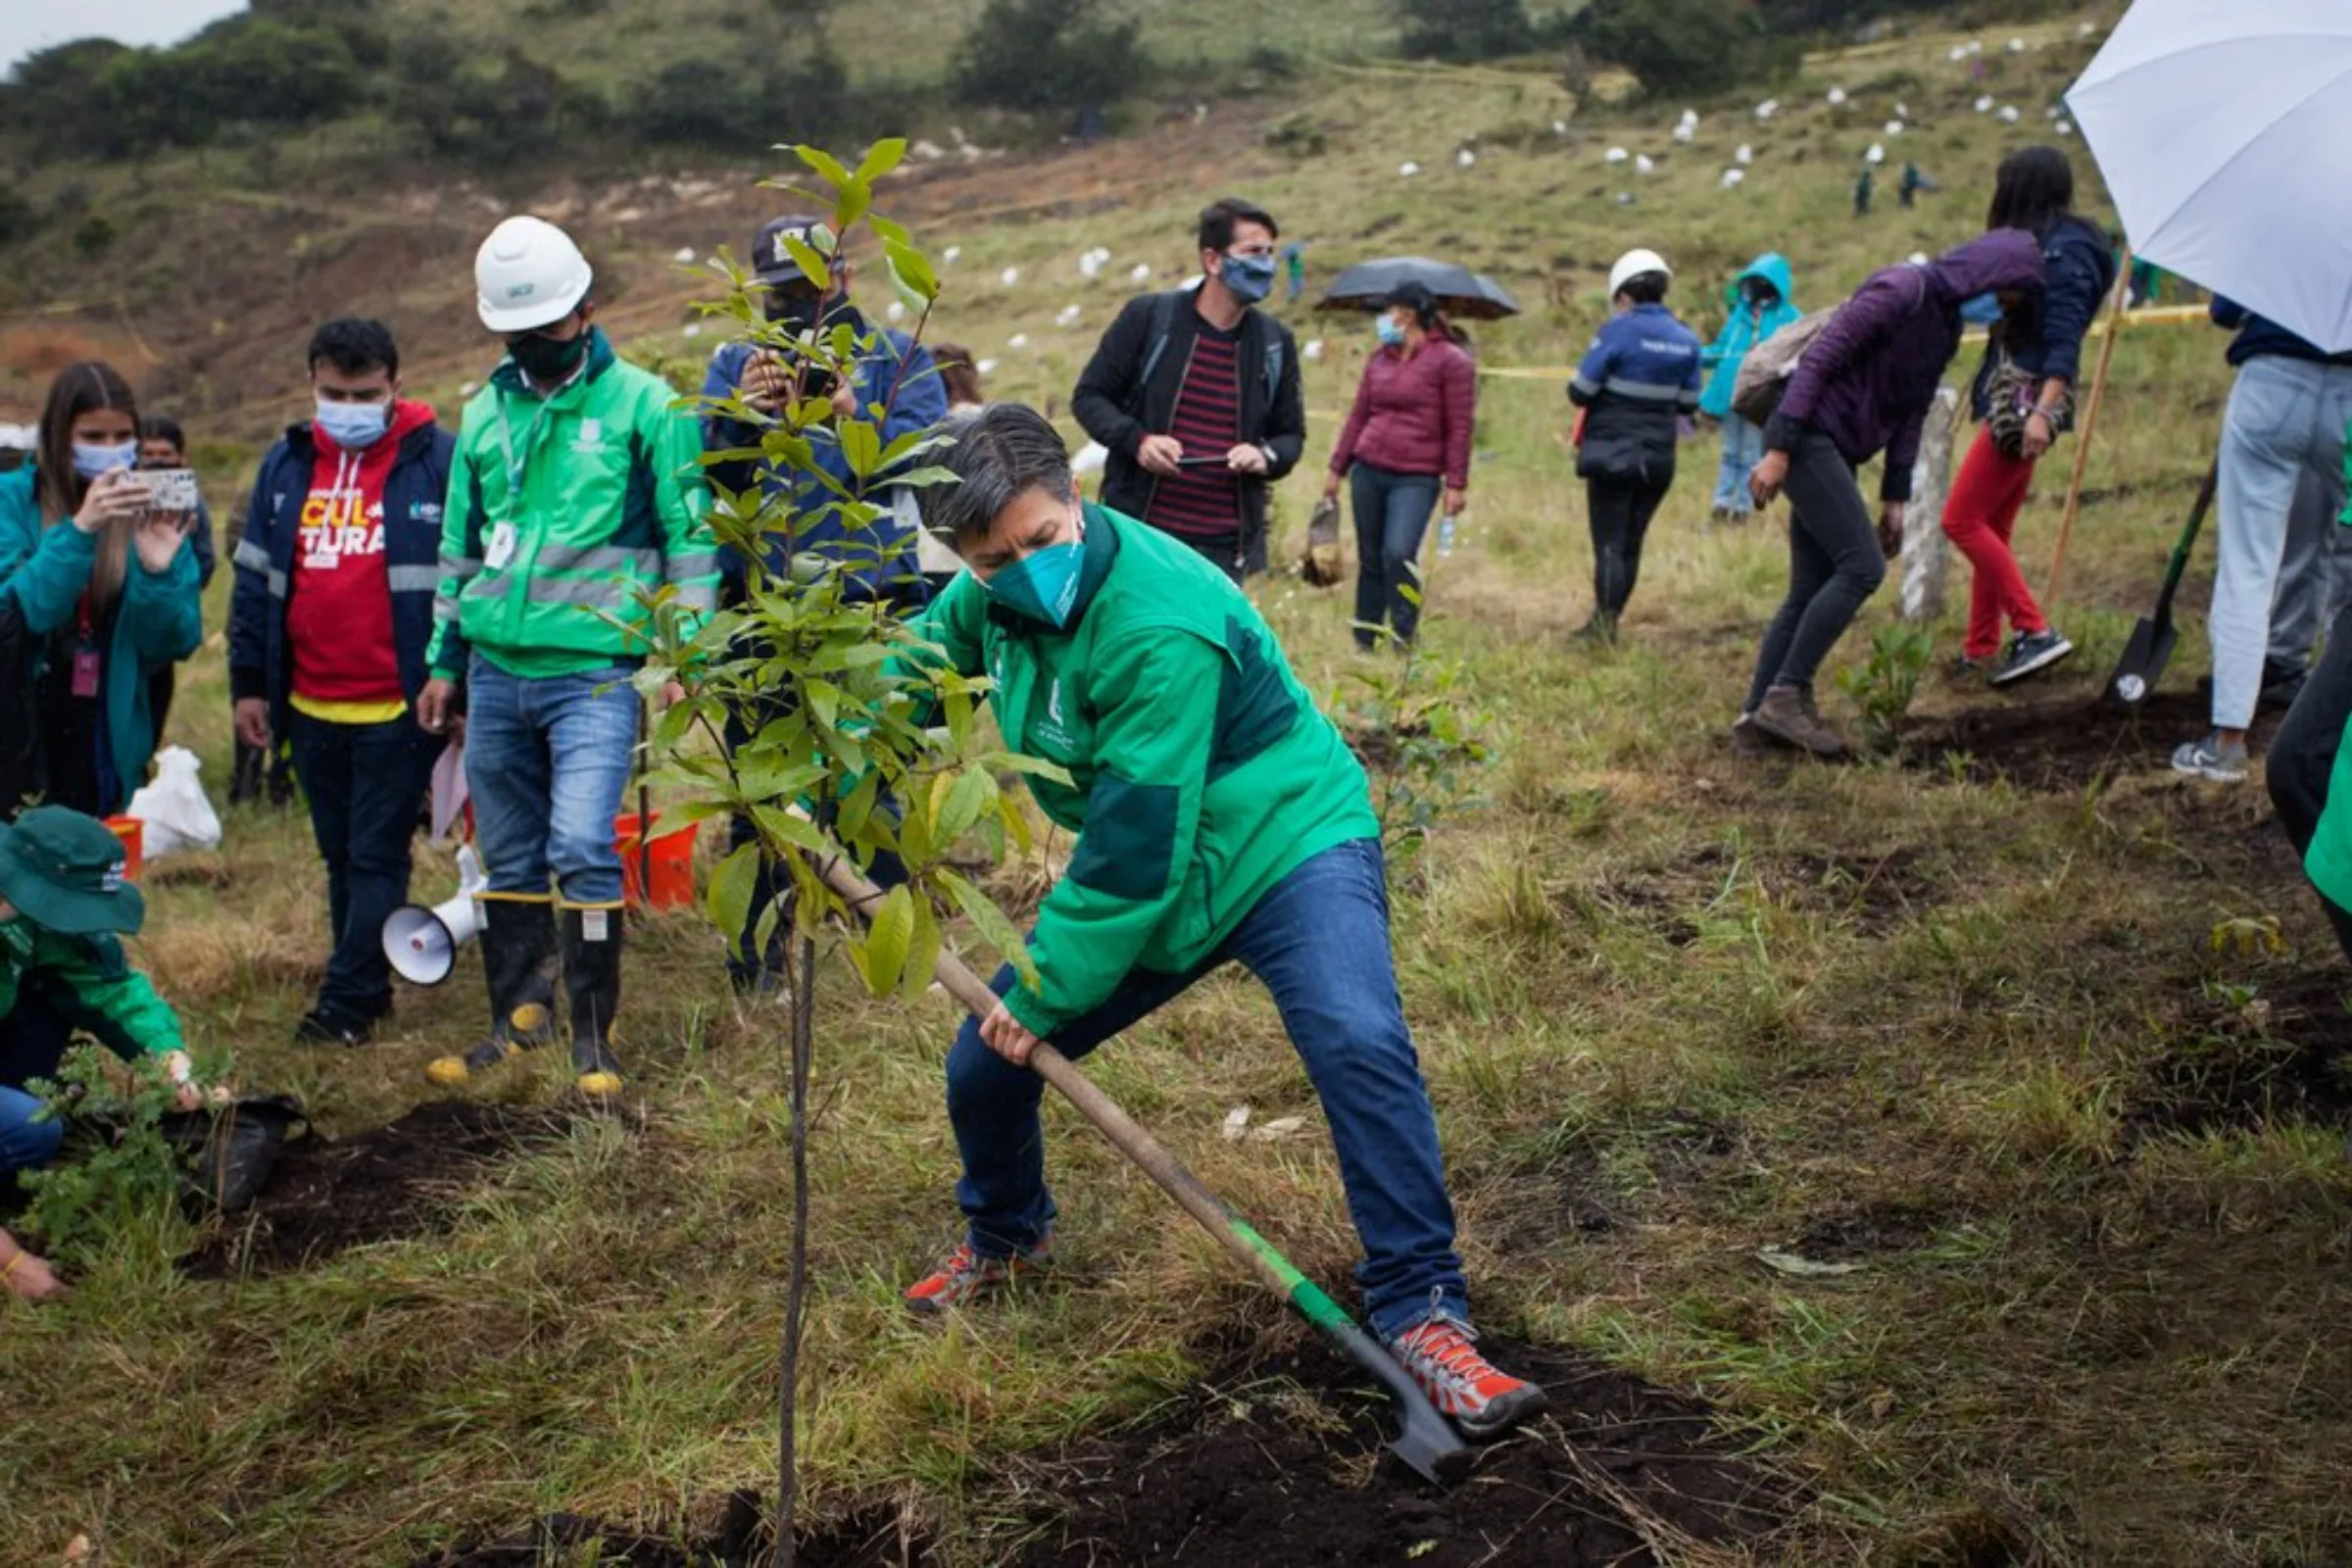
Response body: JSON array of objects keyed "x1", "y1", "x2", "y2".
[{"x1": 1471, "y1": 303, "x2": 2217, "y2": 382}]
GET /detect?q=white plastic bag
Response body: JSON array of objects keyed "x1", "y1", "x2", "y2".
[{"x1": 126, "y1": 746, "x2": 222, "y2": 858}]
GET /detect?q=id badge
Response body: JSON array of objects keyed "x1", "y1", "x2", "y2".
[
  {"x1": 484, "y1": 520, "x2": 517, "y2": 572},
  {"x1": 71, "y1": 647, "x2": 101, "y2": 698}
]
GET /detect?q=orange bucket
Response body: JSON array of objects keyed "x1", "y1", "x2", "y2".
[
  {"x1": 104, "y1": 816, "x2": 144, "y2": 881},
  {"x1": 614, "y1": 811, "x2": 698, "y2": 908}
]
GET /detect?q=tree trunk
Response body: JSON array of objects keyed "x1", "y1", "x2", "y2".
[
  {"x1": 773, "y1": 932, "x2": 817, "y2": 1567},
  {"x1": 1901, "y1": 386, "x2": 1960, "y2": 623}
]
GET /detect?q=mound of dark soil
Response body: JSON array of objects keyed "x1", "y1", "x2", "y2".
[
  {"x1": 183, "y1": 1101, "x2": 575, "y2": 1279},
  {"x1": 2135, "y1": 971, "x2": 2352, "y2": 1138},
  {"x1": 411, "y1": 1494, "x2": 931, "y2": 1568},
  {"x1": 1008, "y1": 1335, "x2": 1797, "y2": 1567},
  {"x1": 1791, "y1": 1199, "x2": 1961, "y2": 1260},
  {"x1": 1902, "y1": 693, "x2": 2275, "y2": 793},
  {"x1": 1594, "y1": 844, "x2": 1944, "y2": 944}
]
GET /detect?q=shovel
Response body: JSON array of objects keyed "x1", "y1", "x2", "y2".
[
  {"x1": 2106, "y1": 461, "x2": 2218, "y2": 708},
  {"x1": 814, "y1": 852, "x2": 1476, "y2": 1486}
]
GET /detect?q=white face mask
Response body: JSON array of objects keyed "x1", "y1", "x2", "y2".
[
  {"x1": 315, "y1": 398, "x2": 392, "y2": 450},
  {"x1": 71, "y1": 441, "x2": 138, "y2": 480}
]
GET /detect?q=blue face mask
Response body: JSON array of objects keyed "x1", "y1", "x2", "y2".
[
  {"x1": 1220, "y1": 252, "x2": 1278, "y2": 305},
  {"x1": 982, "y1": 535, "x2": 1087, "y2": 628},
  {"x1": 1375, "y1": 315, "x2": 1407, "y2": 347},
  {"x1": 71, "y1": 441, "x2": 137, "y2": 480},
  {"x1": 316, "y1": 398, "x2": 392, "y2": 450}
]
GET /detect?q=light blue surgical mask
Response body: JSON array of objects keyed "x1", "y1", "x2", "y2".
[
  {"x1": 71, "y1": 441, "x2": 137, "y2": 480},
  {"x1": 1220, "y1": 252, "x2": 1278, "y2": 305},
  {"x1": 1375, "y1": 315, "x2": 1407, "y2": 348},
  {"x1": 316, "y1": 398, "x2": 392, "y2": 450},
  {"x1": 981, "y1": 535, "x2": 1087, "y2": 628}
]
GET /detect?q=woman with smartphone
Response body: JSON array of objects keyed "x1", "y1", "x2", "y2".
[{"x1": 0, "y1": 362, "x2": 203, "y2": 816}]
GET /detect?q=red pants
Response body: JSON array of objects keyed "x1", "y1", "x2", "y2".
[{"x1": 1942, "y1": 426, "x2": 2047, "y2": 659}]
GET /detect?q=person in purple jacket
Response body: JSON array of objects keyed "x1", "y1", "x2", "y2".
[
  {"x1": 1323, "y1": 282, "x2": 1476, "y2": 649},
  {"x1": 1737, "y1": 230, "x2": 2045, "y2": 758}
]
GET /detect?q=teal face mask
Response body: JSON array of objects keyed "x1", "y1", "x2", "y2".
[
  {"x1": 982, "y1": 537, "x2": 1086, "y2": 627},
  {"x1": 1375, "y1": 315, "x2": 1406, "y2": 347}
]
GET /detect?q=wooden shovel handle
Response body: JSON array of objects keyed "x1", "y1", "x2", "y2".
[
  {"x1": 811, "y1": 852, "x2": 1300, "y2": 1302},
  {"x1": 2044, "y1": 246, "x2": 2132, "y2": 609}
]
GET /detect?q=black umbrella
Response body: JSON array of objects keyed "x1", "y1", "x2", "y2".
[{"x1": 1316, "y1": 257, "x2": 1521, "y2": 320}]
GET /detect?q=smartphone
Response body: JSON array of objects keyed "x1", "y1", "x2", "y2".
[{"x1": 127, "y1": 468, "x2": 201, "y2": 513}]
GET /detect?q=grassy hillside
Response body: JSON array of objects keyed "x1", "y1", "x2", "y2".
[
  {"x1": 414, "y1": 0, "x2": 1407, "y2": 89},
  {"x1": 14, "y1": 12, "x2": 2352, "y2": 1568}
]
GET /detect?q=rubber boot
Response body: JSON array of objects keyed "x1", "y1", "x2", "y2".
[
  {"x1": 562, "y1": 905, "x2": 625, "y2": 1098},
  {"x1": 425, "y1": 900, "x2": 558, "y2": 1086}
]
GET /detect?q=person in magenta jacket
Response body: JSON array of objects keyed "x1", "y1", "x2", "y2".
[
  {"x1": 1322, "y1": 282, "x2": 1476, "y2": 649},
  {"x1": 1739, "y1": 229, "x2": 2044, "y2": 758}
]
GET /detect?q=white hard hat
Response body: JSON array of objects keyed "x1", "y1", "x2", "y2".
[
  {"x1": 1608, "y1": 248, "x2": 1671, "y2": 298},
  {"x1": 474, "y1": 216, "x2": 593, "y2": 333}
]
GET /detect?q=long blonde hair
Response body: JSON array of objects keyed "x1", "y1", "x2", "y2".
[{"x1": 35, "y1": 362, "x2": 139, "y2": 614}]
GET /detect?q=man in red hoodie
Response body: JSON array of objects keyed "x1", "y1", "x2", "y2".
[{"x1": 229, "y1": 319, "x2": 458, "y2": 1044}]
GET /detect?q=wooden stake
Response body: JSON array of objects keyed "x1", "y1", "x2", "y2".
[{"x1": 2044, "y1": 246, "x2": 2132, "y2": 609}]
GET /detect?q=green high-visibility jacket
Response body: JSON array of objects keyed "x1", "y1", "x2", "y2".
[
  {"x1": 912, "y1": 506, "x2": 1379, "y2": 1035},
  {"x1": 428, "y1": 329, "x2": 717, "y2": 681},
  {"x1": 0, "y1": 916, "x2": 183, "y2": 1064}
]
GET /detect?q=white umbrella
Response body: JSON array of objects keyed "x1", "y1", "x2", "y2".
[{"x1": 2069, "y1": 0, "x2": 2352, "y2": 350}]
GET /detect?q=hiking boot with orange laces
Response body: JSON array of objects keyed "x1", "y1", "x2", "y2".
[
  {"x1": 1386, "y1": 1313, "x2": 1548, "y2": 1440},
  {"x1": 903, "y1": 1237, "x2": 1053, "y2": 1315}
]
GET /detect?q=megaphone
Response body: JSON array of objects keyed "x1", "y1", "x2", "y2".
[{"x1": 382, "y1": 846, "x2": 487, "y2": 987}]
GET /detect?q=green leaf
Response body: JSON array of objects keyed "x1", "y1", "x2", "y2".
[
  {"x1": 855, "y1": 138, "x2": 908, "y2": 186},
  {"x1": 884, "y1": 239, "x2": 939, "y2": 303},
  {"x1": 836, "y1": 178, "x2": 872, "y2": 233},
  {"x1": 901, "y1": 898, "x2": 943, "y2": 1005},
  {"x1": 885, "y1": 465, "x2": 961, "y2": 490},
  {"x1": 794, "y1": 145, "x2": 854, "y2": 191},
  {"x1": 706, "y1": 844, "x2": 761, "y2": 956},
  {"x1": 938, "y1": 868, "x2": 1038, "y2": 990},
  {"x1": 838, "y1": 765, "x2": 883, "y2": 843},
  {"x1": 937, "y1": 766, "x2": 996, "y2": 846},
  {"x1": 868, "y1": 214, "x2": 910, "y2": 247},
  {"x1": 840, "y1": 418, "x2": 882, "y2": 479},
  {"x1": 804, "y1": 679, "x2": 842, "y2": 731},
  {"x1": 861, "y1": 883, "x2": 916, "y2": 997},
  {"x1": 780, "y1": 232, "x2": 833, "y2": 292}
]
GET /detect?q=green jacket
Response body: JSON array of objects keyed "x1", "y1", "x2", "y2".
[
  {"x1": 0, "y1": 466, "x2": 203, "y2": 813},
  {"x1": 0, "y1": 916, "x2": 183, "y2": 1064},
  {"x1": 913, "y1": 507, "x2": 1378, "y2": 1035},
  {"x1": 428, "y1": 329, "x2": 718, "y2": 681}
]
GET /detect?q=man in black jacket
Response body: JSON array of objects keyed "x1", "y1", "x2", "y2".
[{"x1": 1072, "y1": 198, "x2": 1306, "y2": 581}]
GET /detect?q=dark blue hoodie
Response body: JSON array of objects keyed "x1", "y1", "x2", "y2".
[
  {"x1": 2211, "y1": 298, "x2": 2352, "y2": 368},
  {"x1": 701, "y1": 313, "x2": 947, "y2": 604},
  {"x1": 1970, "y1": 215, "x2": 2116, "y2": 419}
]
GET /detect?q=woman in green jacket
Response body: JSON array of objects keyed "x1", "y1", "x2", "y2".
[
  {"x1": 0, "y1": 364, "x2": 204, "y2": 817},
  {"x1": 895, "y1": 405, "x2": 1544, "y2": 1441}
]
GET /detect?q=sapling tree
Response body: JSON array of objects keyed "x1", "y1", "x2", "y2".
[
  {"x1": 1335, "y1": 574, "x2": 1494, "y2": 864},
  {"x1": 627, "y1": 141, "x2": 1055, "y2": 1566}
]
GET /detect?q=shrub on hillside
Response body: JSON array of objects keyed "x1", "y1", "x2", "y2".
[
  {"x1": 953, "y1": 0, "x2": 1146, "y2": 115},
  {"x1": 1396, "y1": 0, "x2": 1537, "y2": 64},
  {"x1": 621, "y1": 47, "x2": 866, "y2": 155},
  {"x1": 1573, "y1": 0, "x2": 1788, "y2": 98}
]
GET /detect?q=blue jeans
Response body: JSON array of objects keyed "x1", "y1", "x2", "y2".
[
  {"x1": 465, "y1": 658, "x2": 640, "y2": 906},
  {"x1": 2211, "y1": 358, "x2": 2352, "y2": 729},
  {"x1": 0, "y1": 991, "x2": 72, "y2": 1176},
  {"x1": 290, "y1": 711, "x2": 441, "y2": 1023},
  {"x1": 1713, "y1": 413, "x2": 1765, "y2": 514},
  {"x1": 944, "y1": 837, "x2": 1467, "y2": 1340},
  {"x1": 1350, "y1": 465, "x2": 1443, "y2": 648}
]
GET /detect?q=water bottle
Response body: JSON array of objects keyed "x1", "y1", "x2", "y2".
[{"x1": 1437, "y1": 514, "x2": 1457, "y2": 558}]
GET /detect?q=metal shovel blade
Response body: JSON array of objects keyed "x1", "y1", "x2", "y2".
[{"x1": 2106, "y1": 616, "x2": 2177, "y2": 709}]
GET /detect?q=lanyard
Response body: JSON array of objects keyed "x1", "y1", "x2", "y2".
[{"x1": 493, "y1": 391, "x2": 557, "y2": 501}]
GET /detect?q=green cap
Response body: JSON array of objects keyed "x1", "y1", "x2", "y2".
[{"x1": 0, "y1": 806, "x2": 146, "y2": 936}]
